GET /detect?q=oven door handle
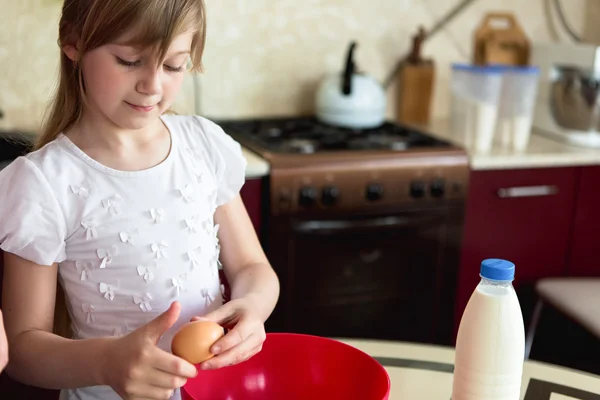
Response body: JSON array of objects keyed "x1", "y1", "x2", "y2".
[{"x1": 292, "y1": 215, "x2": 439, "y2": 235}]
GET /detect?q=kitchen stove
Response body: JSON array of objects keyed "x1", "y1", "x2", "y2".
[
  {"x1": 219, "y1": 116, "x2": 469, "y2": 216},
  {"x1": 219, "y1": 116, "x2": 449, "y2": 154},
  {"x1": 218, "y1": 115, "x2": 470, "y2": 345}
]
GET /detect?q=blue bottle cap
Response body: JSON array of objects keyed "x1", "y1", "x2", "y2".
[{"x1": 480, "y1": 259, "x2": 515, "y2": 281}]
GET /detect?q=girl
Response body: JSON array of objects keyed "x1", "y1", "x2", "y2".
[{"x1": 0, "y1": 0, "x2": 279, "y2": 399}]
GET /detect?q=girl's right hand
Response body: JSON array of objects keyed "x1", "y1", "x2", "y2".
[{"x1": 102, "y1": 301, "x2": 197, "y2": 400}]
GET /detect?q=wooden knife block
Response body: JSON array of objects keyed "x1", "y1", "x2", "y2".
[{"x1": 396, "y1": 61, "x2": 435, "y2": 126}]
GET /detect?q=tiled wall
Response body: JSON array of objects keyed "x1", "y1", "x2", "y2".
[{"x1": 0, "y1": 0, "x2": 591, "y2": 133}]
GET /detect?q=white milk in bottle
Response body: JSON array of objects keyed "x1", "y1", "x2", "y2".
[{"x1": 452, "y1": 259, "x2": 525, "y2": 400}]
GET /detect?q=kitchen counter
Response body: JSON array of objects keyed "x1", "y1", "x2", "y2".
[
  {"x1": 0, "y1": 134, "x2": 271, "y2": 179},
  {"x1": 427, "y1": 119, "x2": 600, "y2": 171},
  {"x1": 242, "y1": 147, "x2": 269, "y2": 179},
  {"x1": 339, "y1": 338, "x2": 600, "y2": 399}
]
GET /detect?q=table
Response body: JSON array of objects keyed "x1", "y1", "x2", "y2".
[{"x1": 339, "y1": 339, "x2": 600, "y2": 399}]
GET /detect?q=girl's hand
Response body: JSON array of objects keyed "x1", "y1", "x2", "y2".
[
  {"x1": 0, "y1": 309, "x2": 8, "y2": 373},
  {"x1": 191, "y1": 297, "x2": 266, "y2": 370},
  {"x1": 102, "y1": 302, "x2": 197, "y2": 400}
]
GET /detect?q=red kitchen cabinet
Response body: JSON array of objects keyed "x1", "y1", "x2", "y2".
[
  {"x1": 239, "y1": 177, "x2": 263, "y2": 236},
  {"x1": 455, "y1": 167, "x2": 579, "y2": 330},
  {"x1": 221, "y1": 176, "x2": 264, "y2": 301},
  {"x1": 567, "y1": 166, "x2": 600, "y2": 277}
]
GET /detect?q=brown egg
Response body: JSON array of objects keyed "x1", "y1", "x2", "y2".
[{"x1": 171, "y1": 320, "x2": 225, "y2": 364}]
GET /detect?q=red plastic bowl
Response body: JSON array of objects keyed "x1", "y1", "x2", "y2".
[{"x1": 182, "y1": 333, "x2": 390, "y2": 400}]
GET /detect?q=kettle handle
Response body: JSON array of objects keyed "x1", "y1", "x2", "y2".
[{"x1": 342, "y1": 42, "x2": 357, "y2": 96}]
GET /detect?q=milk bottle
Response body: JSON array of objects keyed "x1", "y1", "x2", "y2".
[{"x1": 452, "y1": 259, "x2": 525, "y2": 400}]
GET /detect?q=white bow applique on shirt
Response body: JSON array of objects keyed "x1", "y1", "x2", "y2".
[
  {"x1": 187, "y1": 247, "x2": 201, "y2": 270},
  {"x1": 80, "y1": 220, "x2": 98, "y2": 240},
  {"x1": 185, "y1": 215, "x2": 202, "y2": 233},
  {"x1": 213, "y1": 224, "x2": 222, "y2": 271},
  {"x1": 134, "y1": 293, "x2": 153, "y2": 312},
  {"x1": 137, "y1": 265, "x2": 155, "y2": 282},
  {"x1": 201, "y1": 287, "x2": 215, "y2": 308},
  {"x1": 120, "y1": 229, "x2": 139, "y2": 246},
  {"x1": 99, "y1": 283, "x2": 116, "y2": 301},
  {"x1": 151, "y1": 241, "x2": 168, "y2": 259},
  {"x1": 113, "y1": 323, "x2": 132, "y2": 337},
  {"x1": 82, "y1": 303, "x2": 96, "y2": 323},
  {"x1": 179, "y1": 184, "x2": 196, "y2": 203},
  {"x1": 102, "y1": 194, "x2": 123, "y2": 216},
  {"x1": 75, "y1": 260, "x2": 94, "y2": 281},
  {"x1": 97, "y1": 245, "x2": 118, "y2": 269},
  {"x1": 70, "y1": 178, "x2": 91, "y2": 199},
  {"x1": 172, "y1": 273, "x2": 188, "y2": 296},
  {"x1": 150, "y1": 208, "x2": 165, "y2": 224},
  {"x1": 193, "y1": 165, "x2": 205, "y2": 184}
]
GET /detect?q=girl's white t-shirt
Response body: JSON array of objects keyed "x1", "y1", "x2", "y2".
[{"x1": 0, "y1": 115, "x2": 247, "y2": 400}]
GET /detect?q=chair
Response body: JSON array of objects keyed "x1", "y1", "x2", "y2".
[{"x1": 525, "y1": 277, "x2": 600, "y2": 360}]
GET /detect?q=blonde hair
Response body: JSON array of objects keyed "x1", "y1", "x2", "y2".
[
  {"x1": 47, "y1": 0, "x2": 207, "y2": 337},
  {"x1": 37, "y1": 0, "x2": 206, "y2": 151}
]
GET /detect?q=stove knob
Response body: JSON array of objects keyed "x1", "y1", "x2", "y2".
[
  {"x1": 410, "y1": 180, "x2": 426, "y2": 198},
  {"x1": 322, "y1": 186, "x2": 340, "y2": 206},
  {"x1": 366, "y1": 183, "x2": 383, "y2": 202},
  {"x1": 430, "y1": 179, "x2": 445, "y2": 198},
  {"x1": 298, "y1": 186, "x2": 317, "y2": 207}
]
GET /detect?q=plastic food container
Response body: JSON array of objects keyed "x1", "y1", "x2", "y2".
[{"x1": 451, "y1": 64, "x2": 503, "y2": 153}]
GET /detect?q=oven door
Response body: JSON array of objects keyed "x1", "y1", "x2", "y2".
[{"x1": 266, "y1": 206, "x2": 463, "y2": 345}]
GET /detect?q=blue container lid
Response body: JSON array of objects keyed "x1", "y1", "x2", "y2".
[
  {"x1": 491, "y1": 64, "x2": 540, "y2": 75},
  {"x1": 453, "y1": 63, "x2": 539, "y2": 75},
  {"x1": 451, "y1": 63, "x2": 503, "y2": 74},
  {"x1": 480, "y1": 259, "x2": 515, "y2": 281}
]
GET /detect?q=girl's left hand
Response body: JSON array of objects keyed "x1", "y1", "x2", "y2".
[{"x1": 191, "y1": 297, "x2": 266, "y2": 370}]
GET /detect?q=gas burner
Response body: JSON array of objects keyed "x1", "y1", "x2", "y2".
[
  {"x1": 284, "y1": 139, "x2": 318, "y2": 154},
  {"x1": 349, "y1": 134, "x2": 409, "y2": 151},
  {"x1": 218, "y1": 116, "x2": 451, "y2": 154},
  {"x1": 263, "y1": 126, "x2": 283, "y2": 139}
]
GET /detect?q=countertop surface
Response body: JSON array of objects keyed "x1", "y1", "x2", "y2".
[
  {"x1": 0, "y1": 130, "x2": 272, "y2": 179},
  {"x1": 239, "y1": 118, "x2": 600, "y2": 175},
  {"x1": 8, "y1": 119, "x2": 600, "y2": 176},
  {"x1": 339, "y1": 338, "x2": 600, "y2": 399},
  {"x1": 241, "y1": 147, "x2": 269, "y2": 179},
  {"x1": 427, "y1": 119, "x2": 600, "y2": 171},
  {"x1": 0, "y1": 145, "x2": 272, "y2": 179}
]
